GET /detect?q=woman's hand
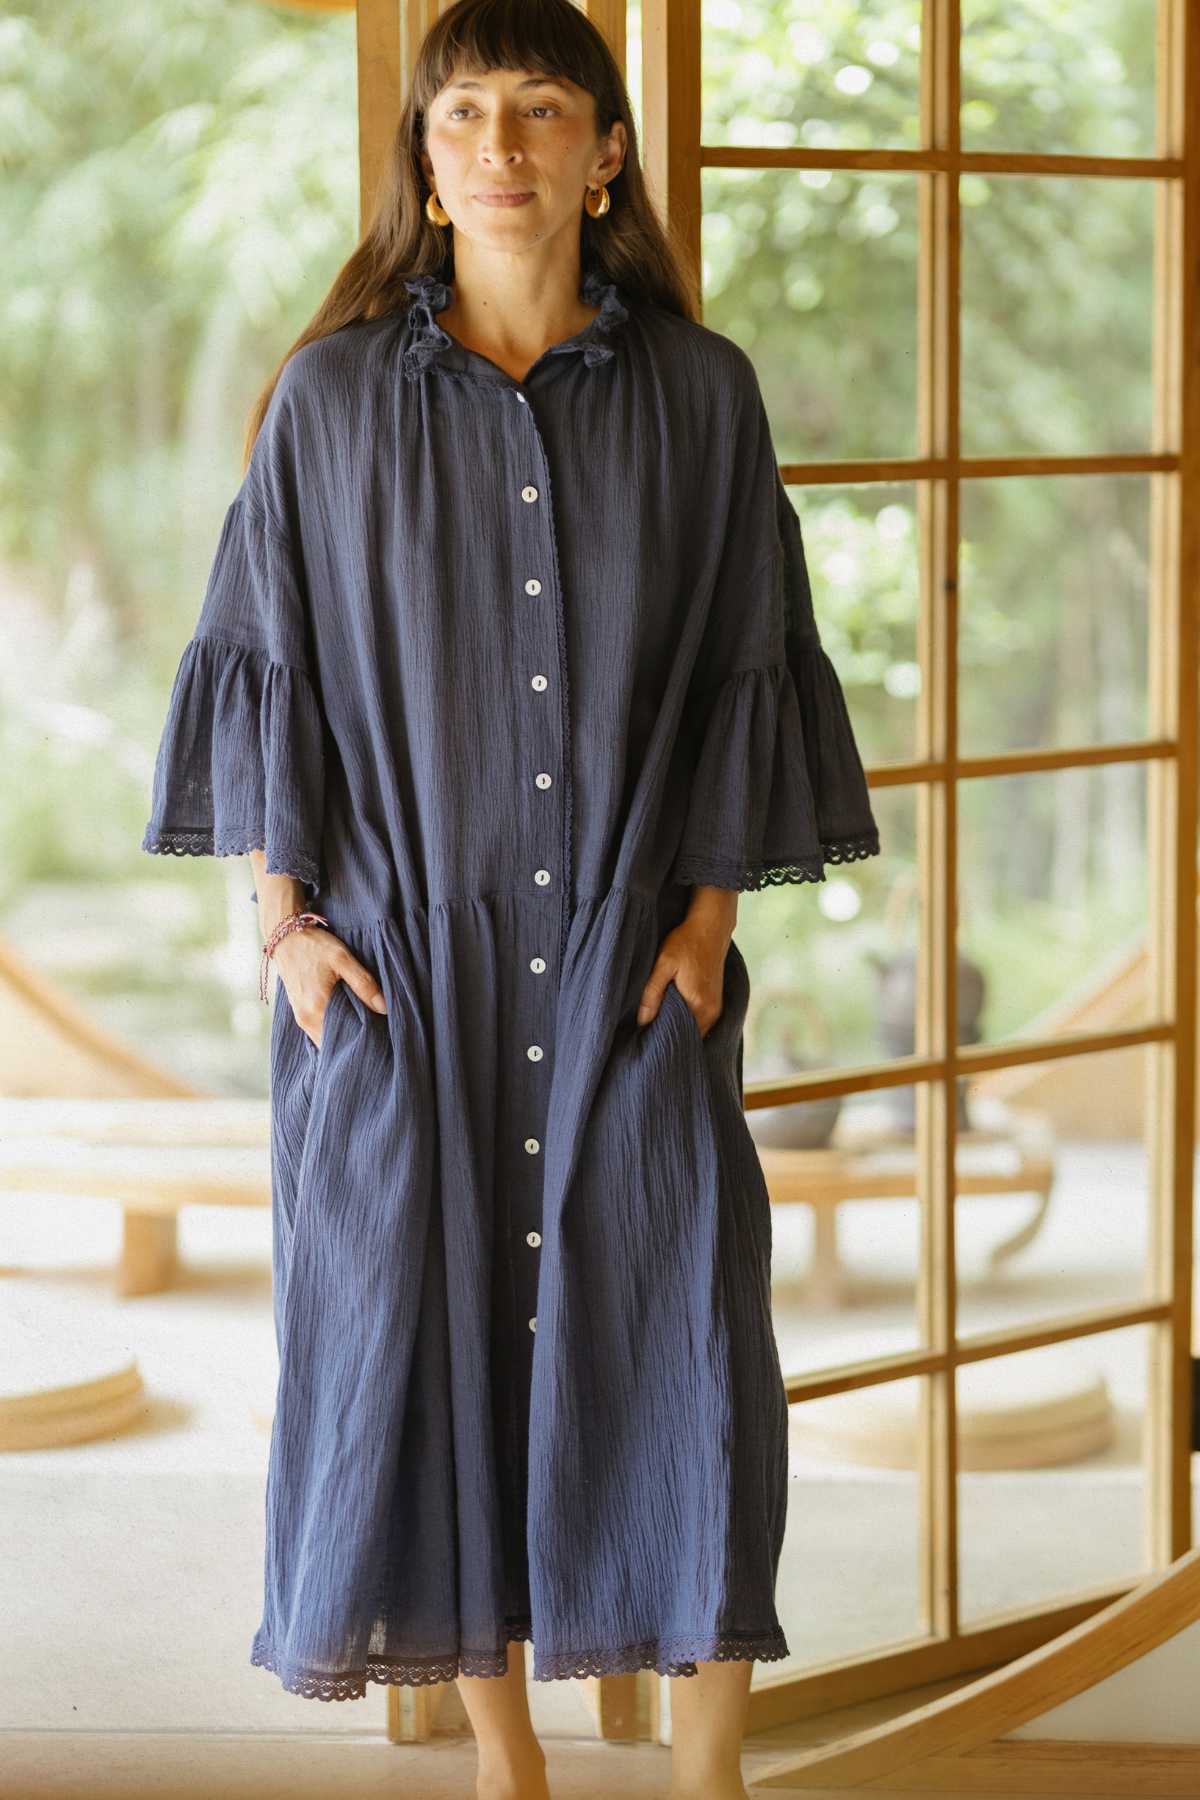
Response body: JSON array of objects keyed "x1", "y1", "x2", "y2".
[
  {"x1": 272, "y1": 927, "x2": 388, "y2": 1050},
  {"x1": 637, "y1": 906, "x2": 734, "y2": 1039}
]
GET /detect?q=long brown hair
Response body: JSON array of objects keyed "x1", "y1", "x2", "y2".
[{"x1": 243, "y1": 0, "x2": 696, "y2": 469}]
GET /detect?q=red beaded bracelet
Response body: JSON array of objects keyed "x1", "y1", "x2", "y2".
[{"x1": 259, "y1": 909, "x2": 331, "y2": 1003}]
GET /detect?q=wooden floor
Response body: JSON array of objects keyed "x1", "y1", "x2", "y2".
[
  {"x1": 0, "y1": 1669, "x2": 1053, "y2": 1799},
  {"x1": 0, "y1": 1729, "x2": 1143, "y2": 1800}
]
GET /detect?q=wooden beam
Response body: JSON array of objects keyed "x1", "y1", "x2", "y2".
[{"x1": 750, "y1": 1548, "x2": 1200, "y2": 1787}]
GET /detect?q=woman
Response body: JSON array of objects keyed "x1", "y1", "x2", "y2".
[{"x1": 142, "y1": 1, "x2": 880, "y2": 1795}]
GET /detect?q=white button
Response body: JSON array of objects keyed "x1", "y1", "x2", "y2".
[
  {"x1": 526, "y1": 1229, "x2": 542, "y2": 1246},
  {"x1": 527, "y1": 1044, "x2": 544, "y2": 1061},
  {"x1": 524, "y1": 1138, "x2": 540, "y2": 1155},
  {"x1": 535, "y1": 772, "x2": 552, "y2": 789},
  {"x1": 530, "y1": 956, "x2": 546, "y2": 973},
  {"x1": 516, "y1": 392, "x2": 527, "y2": 404},
  {"x1": 531, "y1": 675, "x2": 548, "y2": 691},
  {"x1": 528, "y1": 1316, "x2": 537, "y2": 1331},
  {"x1": 525, "y1": 578, "x2": 542, "y2": 595},
  {"x1": 521, "y1": 485, "x2": 539, "y2": 502},
  {"x1": 534, "y1": 868, "x2": 550, "y2": 886}
]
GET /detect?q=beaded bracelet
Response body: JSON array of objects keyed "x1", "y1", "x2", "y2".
[{"x1": 259, "y1": 909, "x2": 331, "y2": 1003}]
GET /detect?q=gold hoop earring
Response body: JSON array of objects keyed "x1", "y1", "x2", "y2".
[
  {"x1": 584, "y1": 183, "x2": 610, "y2": 219},
  {"x1": 425, "y1": 190, "x2": 451, "y2": 226}
]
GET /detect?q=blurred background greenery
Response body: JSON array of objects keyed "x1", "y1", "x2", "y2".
[{"x1": 0, "y1": 0, "x2": 1158, "y2": 1096}]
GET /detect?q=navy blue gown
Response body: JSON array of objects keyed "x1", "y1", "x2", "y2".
[{"x1": 141, "y1": 264, "x2": 881, "y2": 1700}]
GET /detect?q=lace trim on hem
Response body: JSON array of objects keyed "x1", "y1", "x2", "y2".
[
  {"x1": 672, "y1": 827, "x2": 881, "y2": 892},
  {"x1": 141, "y1": 826, "x2": 321, "y2": 891},
  {"x1": 249, "y1": 1623, "x2": 789, "y2": 1699},
  {"x1": 250, "y1": 1623, "x2": 536, "y2": 1701},
  {"x1": 251, "y1": 1623, "x2": 538, "y2": 1701},
  {"x1": 532, "y1": 1627, "x2": 791, "y2": 1682}
]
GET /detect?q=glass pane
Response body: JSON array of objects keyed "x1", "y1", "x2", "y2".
[
  {"x1": 765, "y1": 1089, "x2": 924, "y2": 1333},
  {"x1": 785, "y1": 481, "x2": 919, "y2": 770},
  {"x1": 766, "y1": 1080, "x2": 928, "y2": 1339},
  {"x1": 954, "y1": 1042, "x2": 1156, "y2": 1340},
  {"x1": 960, "y1": 475, "x2": 1151, "y2": 756},
  {"x1": 775, "y1": 1380, "x2": 922, "y2": 1667},
  {"x1": 957, "y1": 764, "x2": 1150, "y2": 1046},
  {"x1": 751, "y1": 922, "x2": 925, "y2": 1357},
  {"x1": 702, "y1": 0, "x2": 924, "y2": 151},
  {"x1": 701, "y1": 168, "x2": 919, "y2": 464},
  {"x1": 958, "y1": 1325, "x2": 1154, "y2": 1625},
  {"x1": 770, "y1": 1090, "x2": 940, "y2": 1671},
  {"x1": 961, "y1": 0, "x2": 1157, "y2": 158},
  {"x1": 740, "y1": 780, "x2": 912, "y2": 1085},
  {"x1": 961, "y1": 175, "x2": 1155, "y2": 457}
]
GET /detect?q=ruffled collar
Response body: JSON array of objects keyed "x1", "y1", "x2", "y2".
[{"x1": 401, "y1": 265, "x2": 630, "y2": 384}]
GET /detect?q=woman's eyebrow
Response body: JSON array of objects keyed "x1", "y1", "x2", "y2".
[{"x1": 449, "y1": 76, "x2": 571, "y2": 92}]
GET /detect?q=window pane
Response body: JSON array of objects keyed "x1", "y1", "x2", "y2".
[
  {"x1": 958, "y1": 1325, "x2": 1153, "y2": 1624},
  {"x1": 956, "y1": 762, "x2": 1151, "y2": 1051},
  {"x1": 955, "y1": 1042, "x2": 1157, "y2": 1340},
  {"x1": 703, "y1": 0, "x2": 923, "y2": 151},
  {"x1": 770, "y1": 1088, "x2": 940, "y2": 1675},
  {"x1": 961, "y1": 175, "x2": 1155, "y2": 457},
  {"x1": 761, "y1": 1056, "x2": 926, "y2": 1334},
  {"x1": 702, "y1": 167, "x2": 918, "y2": 464},
  {"x1": 741, "y1": 781, "x2": 910, "y2": 1087},
  {"x1": 960, "y1": 475, "x2": 1150, "y2": 757},
  {"x1": 745, "y1": 796, "x2": 921, "y2": 1354},
  {"x1": 785, "y1": 481, "x2": 918, "y2": 770},
  {"x1": 776, "y1": 1379, "x2": 922, "y2": 1669},
  {"x1": 961, "y1": 0, "x2": 1157, "y2": 158}
]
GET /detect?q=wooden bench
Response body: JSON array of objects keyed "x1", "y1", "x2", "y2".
[
  {"x1": 753, "y1": 1097, "x2": 1057, "y2": 1306},
  {"x1": 0, "y1": 1097, "x2": 269, "y2": 1296}
]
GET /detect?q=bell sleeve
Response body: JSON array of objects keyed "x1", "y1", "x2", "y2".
[
  {"x1": 140, "y1": 436, "x2": 326, "y2": 898},
  {"x1": 668, "y1": 368, "x2": 881, "y2": 891}
]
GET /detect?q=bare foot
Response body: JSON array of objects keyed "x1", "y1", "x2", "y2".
[
  {"x1": 476, "y1": 1743, "x2": 550, "y2": 1800},
  {"x1": 667, "y1": 1782, "x2": 750, "y2": 1800}
]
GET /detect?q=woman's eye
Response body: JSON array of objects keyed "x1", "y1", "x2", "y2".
[{"x1": 445, "y1": 105, "x2": 559, "y2": 119}]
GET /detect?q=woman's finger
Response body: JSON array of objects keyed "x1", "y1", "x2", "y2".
[
  {"x1": 309, "y1": 961, "x2": 387, "y2": 1047},
  {"x1": 637, "y1": 963, "x2": 677, "y2": 1026},
  {"x1": 344, "y1": 963, "x2": 388, "y2": 1013}
]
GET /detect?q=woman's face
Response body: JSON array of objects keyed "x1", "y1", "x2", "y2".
[{"x1": 420, "y1": 65, "x2": 624, "y2": 255}]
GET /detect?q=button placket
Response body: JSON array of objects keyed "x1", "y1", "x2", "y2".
[{"x1": 514, "y1": 394, "x2": 569, "y2": 1348}]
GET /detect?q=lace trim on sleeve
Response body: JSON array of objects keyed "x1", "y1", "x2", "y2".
[
  {"x1": 140, "y1": 824, "x2": 321, "y2": 892},
  {"x1": 672, "y1": 825, "x2": 881, "y2": 892}
]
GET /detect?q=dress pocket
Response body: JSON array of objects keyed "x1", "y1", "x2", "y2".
[
  {"x1": 292, "y1": 977, "x2": 360, "y2": 1069},
  {"x1": 663, "y1": 977, "x2": 703, "y2": 1041},
  {"x1": 307, "y1": 977, "x2": 348, "y2": 1060},
  {"x1": 660, "y1": 960, "x2": 744, "y2": 1072},
  {"x1": 268, "y1": 981, "x2": 321, "y2": 1352},
  {"x1": 271, "y1": 980, "x2": 351, "y2": 1232}
]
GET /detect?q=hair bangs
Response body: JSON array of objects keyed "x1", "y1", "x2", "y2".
[{"x1": 415, "y1": 0, "x2": 607, "y2": 119}]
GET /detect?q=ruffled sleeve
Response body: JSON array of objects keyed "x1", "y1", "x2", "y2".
[
  {"x1": 140, "y1": 487, "x2": 326, "y2": 897},
  {"x1": 668, "y1": 393, "x2": 880, "y2": 890}
]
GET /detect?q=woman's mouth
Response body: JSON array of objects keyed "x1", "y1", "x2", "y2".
[{"x1": 476, "y1": 191, "x2": 535, "y2": 207}]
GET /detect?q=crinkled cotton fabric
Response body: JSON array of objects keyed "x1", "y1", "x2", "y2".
[{"x1": 141, "y1": 262, "x2": 881, "y2": 1701}]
